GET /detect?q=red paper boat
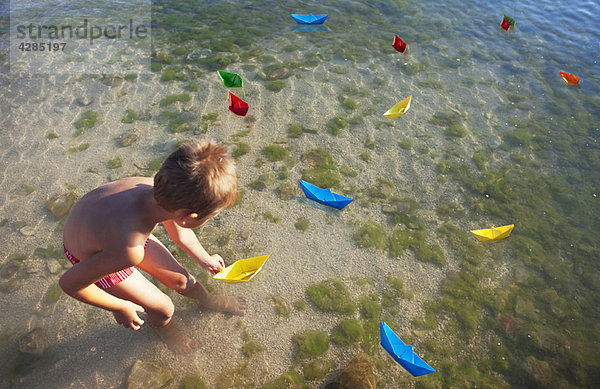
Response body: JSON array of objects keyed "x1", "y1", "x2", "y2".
[
  {"x1": 392, "y1": 34, "x2": 407, "y2": 53},
  {"x1": 229, "y1": 92, "x2": 248, "y2": 116}
]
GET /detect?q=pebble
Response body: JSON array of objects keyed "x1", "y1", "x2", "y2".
[
  {"x1": 46, "y1": 259, "x2": 63, "y2": 274},
  {"x1": 76, "y1": 96, "x2": 94, "y2": 106},
  {"x1": 126, "y1": 360, "x2": 173, "y2": 389},
  {"x1": 19, "y1": 226, "x2": 36, "y2": 236}
]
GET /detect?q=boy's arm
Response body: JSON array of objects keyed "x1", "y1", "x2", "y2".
[
  {"x1": 162, "y1": 220, "x2": 224, "y2": 274},
  {"x1": 59, "y1": 247, "x2": 146, "y2": 329}
]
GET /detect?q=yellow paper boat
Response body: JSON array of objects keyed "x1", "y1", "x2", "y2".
[
  {"x1": 213, "y1": 255, "x2": 270, "y2": 283},
  {"x1": 383, "y1": 95, "x2": 412, "y2": 119},
  {"x1": 470, "y1": 224, "x2": 514, "y2": 241}
]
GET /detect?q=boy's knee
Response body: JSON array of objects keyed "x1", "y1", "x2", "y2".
[
  {"x1": 171, "y1": 273, "x2": 196, "y2": 294},
  {"x1": 148, "y1": 298, "x2": 175, "y2": 327}
]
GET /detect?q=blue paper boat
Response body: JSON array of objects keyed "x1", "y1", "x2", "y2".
[
  {"x1": 299, "y1": 180, "x2": 353, "y2": 210},
  {"x1": 380, "y1": 321, "x2": 436, "y2": 377},
  {"x1": 290, "y1": 13, "x2": 328, "y2": 25}
]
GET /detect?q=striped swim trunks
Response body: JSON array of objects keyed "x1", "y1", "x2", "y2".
[{"x1": 63, "y1": 240, "x2": 148, "y2": 289}]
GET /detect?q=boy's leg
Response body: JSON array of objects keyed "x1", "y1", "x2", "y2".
[
  {"x1": 103, "y1": 269, "x2": 197, "y2": 354},
  {"x1": 138, "y1": 235, "x2": 246, "y2": 316}
]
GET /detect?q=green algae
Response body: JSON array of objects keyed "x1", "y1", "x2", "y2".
[
  {"x1": 232, "y1": 142, "x2": 250, "y2": 159},
  {"x1": 294, "y1": 300, "x2": 307, "y2": 311},
  {"x1": 269, "y1": 295, "x2": 290, "y2": 317},
  {"x1": 262, "y1": 145, "x2": 289, "y2": 162},
  {"x1": 277, "y1": 182, "x2": 296, "y2": 200},
  {"x1": 340, "y1": 164, "x2": 358, "y2": 177},
  {"x1": 359, "y1": 151, "x2": 371, "y2": 162},
  {"x1": 265, "y1": 80, "x2": 286, "y2": 92},
  {"x1": 293, "y1": 331, "x2": 329, "y2": 361},
  {"x1": 326, "y1": 116, "x2": 348, "y2": 135},
  {"x1": 369, "y1": 178, "x2": 394, "y2": 200},
  {"x1": 121, "y1": 108, "x2": 137, "y2": 123},
  {"x1": 160, "y1": 93, "x2": 191, "y2": 106},
  {"x1": 263, "y1": 212, "x2": 280, "y2": 223},
  {"x1": 330, "y1": 66, "x2": 348, "y2": 74},
  {"x1": 44, "y1": 283, "x2": 62, "y2": 304},
  {"x1": 180, "y1": 375, "x2": 208, "y2": 389},
  {"x1": 73, "y1": 110, "x2": 98, "y2": 134},
  {"x1": 294, "y1": 219, "x2": 310, "y2": 232},
  {"x1": 331, "y1": 319, "x2": 364, "y2": 346},
  {"x1": 354, "y1": 220, "x2": 387, "y2": 250},
  {"x1": 387, "y1": 277, "x2": 414, "y2": 300},
  {"x1": 263, "y1": 371, "x2": 307, "y2": 389},
  {"x1": 342, "y1": 98, "x2": 358, "y2": 111},
  {"x1": 45, "y1": 132, "x2": 59, "y2": 140},
  {"x1": 288, "y1": 123, "x2": 303, "y2": 138},
  {"x1": 107, "y1": 157, "x2": 122, "y2": 169},
  {"x1": 398, "y1": 140, "x2": 412, "y2": 150},
  {"x1": 241, "y1": 329, "x2": 264, "y2": 358},
  {"x1": 307, "y1": 279, "x2": 356, "y2": 314},
  {"x1": 67, "y1": 143, "x2": 90, "y2": 154},
  {"x1": 249, "y1": 173, "x2": 275, "y2": 191},
  {"x1": 389, "y1": 228, "x2": 445, "y2": 266},
  {"x1": 302, "y1": 167, "x2": 341, "y2": 188},
  {"x1": 359, "y1": 294, "x2": 382, "y2": 320},
  {"x1": 303, "y1": 359, "x2": 335, "y2": 381}
]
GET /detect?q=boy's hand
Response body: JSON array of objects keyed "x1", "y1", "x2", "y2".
[
  {"x1": 113, "y1": 301, "x2": 145, "y2": 330},
  {"x1": 201, "y1": 254, "x2": 225, "y2": 275}
]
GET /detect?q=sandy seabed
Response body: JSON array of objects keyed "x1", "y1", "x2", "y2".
[{"x1": 0, "y1": 32, "x2": 518, "y2": 388}]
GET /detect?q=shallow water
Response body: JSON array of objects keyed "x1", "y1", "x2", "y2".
[{"x1": 1, "y1": 0, "x2": 599, "y2": 388}]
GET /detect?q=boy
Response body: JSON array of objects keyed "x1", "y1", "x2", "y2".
[{"x1": 59, "y1": 140, "x2": 246, "y2": 354}]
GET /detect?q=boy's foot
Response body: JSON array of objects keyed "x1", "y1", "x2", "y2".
[
  {"x1": 200, "y1": 294, "x2": 247, "y2": 316},
  {"x1": 154, "y1": 322, "x2": 198, "y2": 354},
  {"x1": 182, "y1": 282, "x2": 247, "y2": 316}
]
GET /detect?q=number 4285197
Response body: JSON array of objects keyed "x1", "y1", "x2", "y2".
[{"x1": 18, "y1": 42, "x2": 66, "y2": 51}]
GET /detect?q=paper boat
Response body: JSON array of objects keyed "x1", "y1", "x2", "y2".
[
  {"x1": 470, "y1": 224, "x2": 514, "y2": 241},
  {"x1": 380, "y1": 321, "x2": 435, "y2": 377},
  {"x1": 299, "y1": 180, "x2": 353, "y2": 210},
  {"x1": 559, "y1": 71, "x2": 580, "y2": 85},
  {"x1": 217, "y1": 70, "x2": 243, "y2": 88},
  {"x1": 500, "y1": 14, "x2": 515, "y2": 31},
  {"x1": 213, "y1": 255, "x2": 270, "y2": 283},
  {"x1": 290, "y1": 13, "x2": 328, "y2": 25},
  {"x1": 383, "y1": 95, "x2": 412, "y2": 119}
]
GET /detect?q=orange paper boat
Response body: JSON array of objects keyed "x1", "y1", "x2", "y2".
[{"x1": 559, "y1": 72, "x2": 580, "y2": 85}]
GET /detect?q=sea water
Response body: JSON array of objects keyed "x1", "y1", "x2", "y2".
[{"x1": 0, "y1": 0, "x2": 598, "y2": 387}]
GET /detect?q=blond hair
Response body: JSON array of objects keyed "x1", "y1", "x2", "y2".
[{"x1": 153, "y1": 140, "x2": 238, "y2": 218}]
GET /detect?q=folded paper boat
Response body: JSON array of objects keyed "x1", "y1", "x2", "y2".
[
  {"x1": 470, "y1": 224, "x2": 514, "y2": 241},
  {"x1": 290, "y1": 13, "x2": 328, "y2": 25},
  {"x1": 380, "y1": 321, "x2": 436, "y2": 377},
  {"x1": 213, "y1": 255, "x2": 270, "y2": 283},
  {"x1": 299, "y1": 180, "x2": 353, "y2": 210},
  {"x1": 383, "y1": 95, "x2": 412, "y2": 119}
]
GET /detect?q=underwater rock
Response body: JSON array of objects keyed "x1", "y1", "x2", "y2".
[
  {"x1": 186, "y1": 48, "x2": 212, "y2": 61},
  {"x1": 530, "y1": 330, "x2": 567, "y2": 355},
  {"x1": 19, "y1": 328, "x2": 48, "y2": 356},
  {"x1": 126, "y1": 360, "x2": 173, "y2": 389},
  {"x1": 382, "y1": 198, "x2": 414, "y2": 215},
  {"x1": 522, "y1": 356, "x2": 554, "y2": 388},
  {"x1": 515, "y1": 296, "x2": 538, "y2": 320},
  {"x1": 136, "y1": 109, "x2": 152, "y2": 121},
  {"x1": 0, "y1": 260, "x2": 22, "y2": 280},
  {"x1": 496, "y1": 313, "x2": 520, "y2": 335},
  {"x1": 117, "y1": 128, "x2": 141, "y2": 147},
  {"x1": 45, "y1": 192, "x2": 76, "y2": 219},
  {"x1": 266, "y1": 67, "x2": 291, "y2": 80},
  {"x1": 54, "y1": 104, "x2": 68, "y2": 113},
  {"x1": 100, "y1": 75, "x2": 124, "y2": 87},
  {"x1": 326, "y1": 353, "x2": 376, "y2": 389},
  {"x1": 163, "y1": 139, "x2": 179, "y2": 153},
  {"x1": 19, "y1": 226, "x2": 36, "y2": 236},
  {"x1": 364, "y1": 135, "x2": 376, "y2": 150},
  {"x1": 75, "y1": 96, "x2": 94, "y2": 107},
  {"x1": 46, "y1": 259, "x2": 63, "y2": 275}
]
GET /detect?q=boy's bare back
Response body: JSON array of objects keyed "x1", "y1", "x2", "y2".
[{"x1": 63, "y1": 176, "x2": 156, "y2": 263}]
